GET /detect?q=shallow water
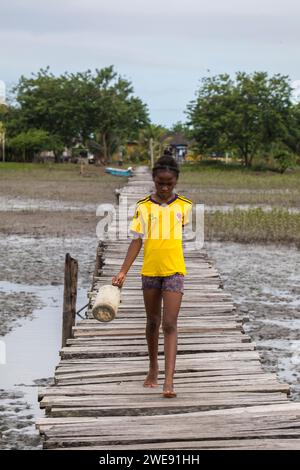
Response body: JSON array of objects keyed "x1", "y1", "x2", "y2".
[
  {"x1": 1, "y1": 281, "x2": 87, "y2": 389},
  {"x1": 0, "y1": 195, "x2": 96, "y2": 212},
  {"x1": 0, "y1": 280, "x2": 88, "y2": 449}
]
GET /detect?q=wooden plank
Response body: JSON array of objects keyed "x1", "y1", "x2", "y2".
[
  {"x1": 72, "y1": 326, "x2": 243, "y2": 338},
  {"x1": 50, "y1": 439, "x2": 300, "y2": 450},
  {"x1": 37, "y1": 403, "x2": 300, "y2": 448},
  {"x1": 66, "y1": 335, "x2": 252, "y2": 346},
  {"x1": 53, "y1": 370, "x2": 274, "y2": 387},
  {"x1": 38, "y1": 381, "x2": 289, "y2": 403},
  {"x1": 41, "y1": 391, "x2": 286, "y2": 408},
  {"x1": 59, "y1": 342, "x2": 256, "y2": 359}
]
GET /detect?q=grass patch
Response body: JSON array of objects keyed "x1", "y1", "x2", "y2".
[
  {"x1": 0, "y1": 162, "x2": 129, "y2": 203},
  {"x1": 179, "y1": 186, "x2": 300, "y2": 207},
  {"x1": 0, "y1": 162, "x2": 123, "y2": 183},
  {"x1": 205, "y1": 208, "x2": 300, "y2": 246},
  {"x1": 180, "y1": 161, "x2": 300, "y2": 190}
]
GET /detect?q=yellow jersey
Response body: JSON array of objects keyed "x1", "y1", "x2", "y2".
[{"x1": 130, "y1": 193, "x2": 192, "y2": 276}]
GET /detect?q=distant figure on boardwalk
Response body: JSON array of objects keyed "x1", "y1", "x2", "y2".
[{"x1": 112, "y1": 156, "x2": 192, "y2": 398}]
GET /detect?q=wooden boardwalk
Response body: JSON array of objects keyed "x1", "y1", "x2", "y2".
[{"x1": 37, "y1": 167, "x2": 300, "y2": 450}]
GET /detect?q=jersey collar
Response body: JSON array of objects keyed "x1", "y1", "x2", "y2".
[{"x1": 149, "y1": 194, "x2": 178, "y2": 206}]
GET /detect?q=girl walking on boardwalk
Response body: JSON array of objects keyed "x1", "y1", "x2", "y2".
[{"x1": 112, "y1": 156, "x2": 192, "y2": 398}]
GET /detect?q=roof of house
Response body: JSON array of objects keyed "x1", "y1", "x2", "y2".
[{"x1": 160, "y1": 132, "x2": 192, "y2": 146}]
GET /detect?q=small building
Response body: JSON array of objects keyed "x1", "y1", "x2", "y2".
[
  {"x1": 0, "y1": 80, "x2": 6, "y2": 105},
  {"x1": 160, "y1": 133, "x2": 191, "y2": 163}
]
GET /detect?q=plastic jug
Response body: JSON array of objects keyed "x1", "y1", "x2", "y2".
[{"x1": 92, "y1": 285, "x2": 121, "y2": 322}]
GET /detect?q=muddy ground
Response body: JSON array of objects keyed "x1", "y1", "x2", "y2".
[
  {"x1": 0, "y1": 235, "x2": 98, "y2": 332},
  {"x1": 206, "y1": 242, "x2": 300, "y2": 400},
  {"x1": 0, "y1": 209, "x2": 97, "y2": 237}
]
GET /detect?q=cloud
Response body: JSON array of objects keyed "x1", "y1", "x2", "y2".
[
  {"x1": 1, "y1": 0, "x2": 300, "y2": 125},
  {"x1": 1, "y1": 0, "x2": 300, "y2": 40}
]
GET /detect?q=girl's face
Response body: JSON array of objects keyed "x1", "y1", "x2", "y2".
[{"x1": 153, "y1": 170, "x2": 178, "y2": 200}]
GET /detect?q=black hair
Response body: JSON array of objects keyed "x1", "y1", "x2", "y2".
[{"x1": 152, "y1": 155, "x2": 179, "y2": 178}]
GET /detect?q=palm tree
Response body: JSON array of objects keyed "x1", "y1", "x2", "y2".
[{"x1": 138, "y1": 124, "x2": 168, "y2": 165}]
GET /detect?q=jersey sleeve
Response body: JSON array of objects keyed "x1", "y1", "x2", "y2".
[
  {"x1": 130, "y1": 205, "x2": 145, "y2": 238},
  {"x1": 182, "y1": 202, "x2": 192, "y2": 226}
]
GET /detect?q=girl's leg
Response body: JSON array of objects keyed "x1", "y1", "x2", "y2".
[
  {"x1": 143, "y1": 288, "x2": 162, "y2": 387},
  {"x1": 162, "y1": 291, "x2": 182, "y2": 396}
]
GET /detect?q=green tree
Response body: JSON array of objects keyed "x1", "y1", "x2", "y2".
[
  {"x1": 8, "y1": 129, "x2": 63, "y2": 161},
  {"x1": 284, "y1": 102, "x2": 300, "y2": 156},
  {"x1": 89, "y1": 67, "x2": 149, "y2": 162},
  {"x1": 187, "y1": 72, "x2": 293, "y2": 167},
  {"x1": 171, "y1": 121, "x2": 192, "y2": 139},
  {"x1": 12, "y1": 66, "x2": 150, "y2": 163},
  {"x1": 137, "y1": 124, "x2": 168, "y2": 163},
  {"x1": 271, "y1": 143, "x2": 297, "y2": 173}
]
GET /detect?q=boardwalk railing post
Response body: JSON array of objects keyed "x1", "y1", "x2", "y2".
[
  {"x1": 93, "y1": 242, "x2": 104, "y2": 280},
  {"x1": 62, "y1": 253, "x2": 78, "y2": 348}
]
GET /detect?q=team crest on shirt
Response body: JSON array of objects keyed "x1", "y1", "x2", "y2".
[
  {"x1": 176, "y1": 212, "x2": 182, "y2": 221},
  {"x1": 149, "y1": 213, "x2": 157, "y2": 222}
]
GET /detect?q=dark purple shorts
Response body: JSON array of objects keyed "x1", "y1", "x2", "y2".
[{"x1": 141, "y1": 273, "x2": 184, "y2": 294}]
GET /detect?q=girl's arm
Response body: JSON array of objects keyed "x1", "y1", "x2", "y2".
[{"x1": 112, "y1": 237, "x2": 143, "y2": 288}]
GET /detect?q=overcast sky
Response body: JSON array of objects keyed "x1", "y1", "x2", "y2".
[{"x1": 1, "y1": 0, "x2": 300, "y2": 126}]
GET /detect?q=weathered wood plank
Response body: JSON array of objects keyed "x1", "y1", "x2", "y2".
[
  {"x1": 50, "y1": 439, "x2": 300, "y2": 450},
  {"x1": 37, "y1": 403, "x2": 300, "y2": 448}
]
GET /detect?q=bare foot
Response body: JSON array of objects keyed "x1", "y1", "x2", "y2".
[
  {"x1": 163, "y1": 383, "x2": 177, "y2": 398},
  {"x1": 143, "y1": 369, "x2": 159, "y2": 388}
]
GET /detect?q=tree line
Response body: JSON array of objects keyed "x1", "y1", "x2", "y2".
[
  {"x1": 0, "y1": 66, "x2": 149, "y2": 163},
  {"x1": 187, "y1": 72, "x2": 300, "y2": 171},
  {"x1": 0, "y1": 67, "x2": 299, "y2": 170}
]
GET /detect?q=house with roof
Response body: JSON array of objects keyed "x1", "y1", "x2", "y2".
[{"x1": 160, "y1": 132, "x2": 193, "y2": 163}]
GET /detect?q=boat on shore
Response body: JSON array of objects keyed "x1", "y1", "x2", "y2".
[{"x1": 105, "y1": 167, "x2": 133, "y2": 177}]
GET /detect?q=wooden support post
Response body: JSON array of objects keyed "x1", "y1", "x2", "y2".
[
  {"x1": 150, "y1": 137, "x2": 154, "y2": 169},
  {"x1": 62, "y1": 253, "x2": 78, "y2": 348},
  {"x1": 115, "y1": 189, "x2": 120, "y2": 205},
  {"x1": 80, "y1": 157, "x2": 84, "y2": 176},
  {"x1": 92, "y1": 242, "x2": 104, "y2": 280}
]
